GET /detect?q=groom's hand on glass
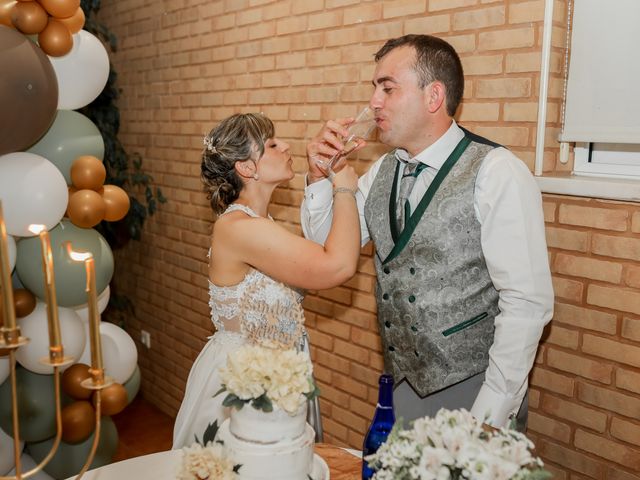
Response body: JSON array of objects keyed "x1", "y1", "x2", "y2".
[{"x1": 306, "y1": 117, "x2": 366, "y2": 184}]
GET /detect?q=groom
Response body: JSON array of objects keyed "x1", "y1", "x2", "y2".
[{"x1": 301, "y1": 34, "x2": 553, "y2": 429}]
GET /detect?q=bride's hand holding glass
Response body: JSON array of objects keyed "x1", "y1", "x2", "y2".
[{"x1": 306, "y1": 107, "x2": 376, "y2": 182}]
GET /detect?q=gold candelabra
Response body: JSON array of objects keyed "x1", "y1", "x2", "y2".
[{"x1": 0, "y1": 201, "x2": 113, "y2": 480}]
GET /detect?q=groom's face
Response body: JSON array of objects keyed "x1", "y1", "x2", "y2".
[{"x1": 370, "y1": 46, "x2": 431, "y2": 155}]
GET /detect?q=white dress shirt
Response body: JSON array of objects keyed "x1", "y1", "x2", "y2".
[{"x1": 301, "y1": 121, "x2": 554, "y2": 427}]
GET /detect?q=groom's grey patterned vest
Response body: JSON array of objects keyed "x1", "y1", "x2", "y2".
[{"x1": 364, "y1": 131, "x2": 500, "y2": 398}]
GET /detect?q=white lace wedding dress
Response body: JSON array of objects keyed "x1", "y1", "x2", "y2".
[{"x1": 172, "y1": 204, "x2": 307, "y2": 449}]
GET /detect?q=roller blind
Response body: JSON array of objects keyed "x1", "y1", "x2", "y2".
[{"x1": 559, "y1": 0, "x2": 640, "y2": 144}]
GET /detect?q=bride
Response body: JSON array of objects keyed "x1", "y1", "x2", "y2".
[{"x1": 172, "y1": 113, "x2": 361, "y2": 448}]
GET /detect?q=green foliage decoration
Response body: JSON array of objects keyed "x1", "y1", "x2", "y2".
[{"x1": 80, "y1": 0, "x2": 166, "y2": 250}]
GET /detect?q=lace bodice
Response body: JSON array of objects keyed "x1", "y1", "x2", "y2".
[{"x1": 208, "y1": 204, "x2": 305, "y2": 349}]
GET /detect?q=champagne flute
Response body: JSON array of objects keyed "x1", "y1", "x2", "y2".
[{"x1": 316, "y1": 106, "x2": 377, "y2": 179}]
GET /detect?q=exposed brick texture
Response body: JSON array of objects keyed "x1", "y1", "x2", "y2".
[{"x1": 97, "y1": 1, "x2": 640, "y2": 477}]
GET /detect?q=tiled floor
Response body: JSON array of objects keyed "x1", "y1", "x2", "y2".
[{"x1": 111, "y1": 396, "x2": 174, "y2": 462}]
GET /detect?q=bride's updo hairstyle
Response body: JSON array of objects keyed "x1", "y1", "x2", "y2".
[{"x1": 201, "y1": 113, "x2": 275, "y2": 214}]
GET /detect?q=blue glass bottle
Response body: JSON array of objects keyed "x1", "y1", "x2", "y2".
[{"x1": 362, "y1": 374, "x2": 395, "y2": 480}]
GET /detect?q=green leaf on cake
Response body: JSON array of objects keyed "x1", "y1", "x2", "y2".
[
  {"x1": 305, "y1": 380, "x2": 321, "y2": 400},
  {"x1": 202, "y1": 420, "x2": 220, "y2": 445},
  {"x1": 251, "y1": 393, "x2": 273, "y2": 413},
  {"x1": 222, "y1": 393, "x2": 247, "y2": 410},
  {"x1": 213, "y1": 386, "x2": 227, "y2": 398}
]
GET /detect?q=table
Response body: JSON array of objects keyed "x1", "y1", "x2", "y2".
[{"x1": 73, "y1": 443, "x2": 361, "y2": 479}]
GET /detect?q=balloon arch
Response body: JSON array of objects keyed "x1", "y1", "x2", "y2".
[{"x1": 0, "y1": 5, "x2": 140, "y2": 478}]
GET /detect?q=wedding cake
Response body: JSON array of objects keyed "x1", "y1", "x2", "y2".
[
  {"x1": 212, "y1": 344, "x2": 326, "y2": 480},
  {"x1": 216, "y1": 402, "x2": 316, "y2": 480}
]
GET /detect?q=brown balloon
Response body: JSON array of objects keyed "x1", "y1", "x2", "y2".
[
  {"x1": 13, "y1": 288, "x2": 36, "y2": 318},
  {"x1": 38, "y1": 0, "x2": 79, "y2": 18},
  {"x1": 10, "y1": 0, "x2": 47, "y2": 34},
  {"x1": 70, "y1": 155, "x2": 106, "y2": 190},
  {"x1": 62, "y1": 363, "x2": 93, "y2": 400},
  {"x1": 102, "y1": 185, "x2": 130, "y2": 222},
  {"x1": 0, "y1": 0, "x2": 17, "y2": 27},
  {"x1": 61, "y1": 400, "x2": 96, "y2": 444},
  {"x1": 93, "y1": 383, "x2": 128, "y2": 416},
  {"x1": 0, "y1": 26, "x2": 58, "y2": 155},
  {"x1": 38, "y1": 17, "x2": 73, "y2": 57},
  {"x1": 57, "y1": 5, "x2": 83, "y2": 33},
  {"x1": 67, "y1": 189, "x2": 106, "y2": 228}
]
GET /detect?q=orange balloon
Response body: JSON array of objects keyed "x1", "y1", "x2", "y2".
[
  {"x1": 57, "y1": 5, "x2": 83, "y2": 33},
  {"x1": 65, "y1": 185, "x2": 77, "y2": 217},
  {"x1": 67, "y1": 189, "x2": 106, "y2": 228},
  {"x1": 11, "y1": 0, "x2": 47, "y2": 34},
  {"x1": 38, "y1": 0, "x2": 78, "y2": 18},
  {"x1": 102, "y1": 185, "x2": 130, "y2": 222},
  {"x1": 0, "y1": 0, "x2": 17, "y2": 27},
  {"x1": 14, "y1": 288, "x2": 36, "y2": 318},
  {"x1": 71, "y1": 155, "x2": 107, "y2": 190},
  {"x1": 38, "y1": 17, "x2": 73, "y2": 57},
  {"x1": 93, "y1": 383, "x2": 127, "y2": 416},
  {"x1": 62, "y1": 363, "x2": 93, "y2": 400},
  {"x1": 61, "y1": 401, "x2": 96, "y2": 444}
]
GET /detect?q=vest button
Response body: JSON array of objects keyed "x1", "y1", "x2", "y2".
[
  {"x1": 382, "y1": 293, "x2": 389, "y2": 300},
  {"x1": 388, "y1": 346, "x2": 395, "y2": 352},
  {"x1": 410, "y1": 325, "x2": 417, "y2": 332},
  {"x1": 384, "y1": 321, "x2": 391, "y2": 328},
  {"x1": 408, "y1": 295, "x2": 416, "y2": 303},
  {"x1": 383, "y1": 267, "x2": 390, "y2": 274},
  {"x1": 409, "y1": 267, "x2": 415, "y2": 275}
]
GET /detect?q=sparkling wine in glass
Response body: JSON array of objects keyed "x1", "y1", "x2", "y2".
[{"x1": 317, "y1": 106, "x2": 377, "y2": 179}]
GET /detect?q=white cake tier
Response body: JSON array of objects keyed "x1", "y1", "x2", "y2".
[
  {"x1": 218, "y1": 419, "x2": 315, "y2": 480},
  {"x1": 229, "y1": 402, "x2": 308, "y2": 443}
]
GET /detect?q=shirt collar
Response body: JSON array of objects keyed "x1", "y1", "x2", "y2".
[{"x1": 395, "y1": 121, "x2": 464, "y2": 171}]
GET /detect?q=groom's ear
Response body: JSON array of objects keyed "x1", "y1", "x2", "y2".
[{"x1": 234, "y1": 159, "x2": 256, "y2": 179}]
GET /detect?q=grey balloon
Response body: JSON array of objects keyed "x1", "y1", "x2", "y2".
[
  {"x1": 15, "y1": 220, "x2": 114, "y2": 307},
  {"x1": 27, "y1": 110, "x2": 104, "y2": 184},
  {"x1": 0, "y1": 366, "x2": 56, "y2": 443},
  {"x1": 123, "y1": 364, "x2": 141, "y2": 405},
  {"x1": 27, "y1": 416, "x2": 118, "y2": 479}
]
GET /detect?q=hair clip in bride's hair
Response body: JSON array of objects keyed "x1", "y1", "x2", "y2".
[{"x1": 203, "y1": 135, "x2": 217, "y2": 154}]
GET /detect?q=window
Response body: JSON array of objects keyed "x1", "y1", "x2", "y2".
[{"x1": 573, "y1": 143, "x2": 640, "y2": 179}]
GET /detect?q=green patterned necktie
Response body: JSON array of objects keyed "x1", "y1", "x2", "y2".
[{"x1": 396, "y1": 160, "x2": 428, "y2": 232}]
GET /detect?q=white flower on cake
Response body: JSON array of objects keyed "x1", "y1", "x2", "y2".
[
  {"x1": 178, "y1": 442, "x2": 239, "y2": 480},
  {"x1": 366, "y1": 408, "x2": 551, "y2": 480},
  {"x1": 217, "y1": 344, "x2": 319, "y2": 415}
]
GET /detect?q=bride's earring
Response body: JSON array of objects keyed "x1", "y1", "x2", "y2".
[{"x1": 253, "y1": 173, "x2": 259, "y2": 180}]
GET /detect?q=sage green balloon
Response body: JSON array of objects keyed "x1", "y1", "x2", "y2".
[
  {"x1": 122, "y1": 364, "x2": 141, "y2": 405},
  {"x1": 0, "y1": 366, "x2": 56, "y2": 442},
  {"x1": 27, "y1": 110, "x2": 104, "y2": 185},
  {"x1": 15, "y1": 220, "x2": 114, "y2": 307},
  {"x1": 27, "y1": 416, "x2": 118, "y2": 479}
]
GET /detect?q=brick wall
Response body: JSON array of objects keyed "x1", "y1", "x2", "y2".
[{"x1": 98, "y1": 0, "x2": 639, "y2": 477}]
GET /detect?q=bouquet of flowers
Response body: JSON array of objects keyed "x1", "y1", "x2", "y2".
[
  {"x1": 216, "y1": 344, "x2": 319, "y2": 415},
  {"x1": 366, "y1": 409, "x2": 551, "y2": 480},
  {"x1": 177, "y1": 441, "x2": 239, "y2": 480}
]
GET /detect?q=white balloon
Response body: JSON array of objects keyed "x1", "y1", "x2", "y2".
[
  {"x1": 0, "y1": 427, "x2": 24, "y2": 476},
  {"x1": 7, "y1": 235, "x2": 16, "y2": 271},
  {"x1": 0, "y1": 357, "x2": 8, "y2": 386},
  {"x1": 15, "y1": 302, "x2": 86, "y2": 374},
  {"x1": 72, "y1": 285, "x2": 110, "y2": 322},
  {"x1": 0, "y1": 152, "x2": 68, "y2": 237},
  {"x1": 6, "y1": 452, "x2": 53, "y2": 480},
  {"x1": 49, "y1": 30, "x2": 110, "y2": 110},
  {"x1": 78, "y1": 321, "x2": 136, "y2": 384}
]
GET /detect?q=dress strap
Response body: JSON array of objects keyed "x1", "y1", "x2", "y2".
[
  {"x1": 223, "y1": 203, "x2": 260, "y2": 218},
  {"x1": 223, "y1": 203, "x2": 274, "y2": 220}
]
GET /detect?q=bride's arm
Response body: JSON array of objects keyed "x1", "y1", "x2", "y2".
[{"x1": 220, "y1": 170, "x2": 361, "y2": 291}]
